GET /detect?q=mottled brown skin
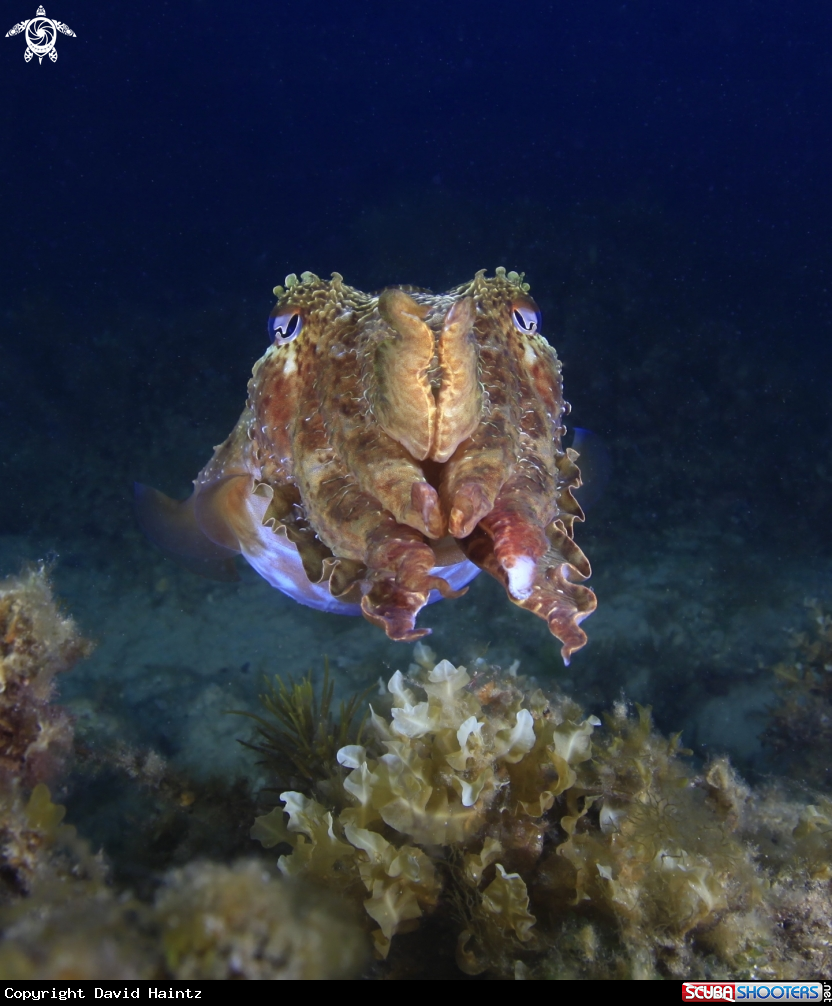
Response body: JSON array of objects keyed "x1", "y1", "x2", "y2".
[
  {"x1": 139, "y1": 269, "x2": 596, "y2": 660},
  {"x1": 246, "y1": 268, "x2": 594, "y2": 658}
]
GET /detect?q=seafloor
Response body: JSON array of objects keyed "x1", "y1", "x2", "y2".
[{"x1": 1, "y1": 200, "x2": 830, "y2": 978}]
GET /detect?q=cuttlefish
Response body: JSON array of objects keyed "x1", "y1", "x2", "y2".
[{"x1": 136, "y1": 268, "x2": 596, "y2": 661}]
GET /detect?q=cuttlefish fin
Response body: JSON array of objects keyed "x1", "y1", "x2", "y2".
[
  {"x1": 192, "y1": 475, "x2": 257, "y2": 552},
  {"x1": 134, "y1": 483, "x2": 240, "y2": 582}
]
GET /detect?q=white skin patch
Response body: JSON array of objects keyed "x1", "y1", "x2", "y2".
[
  {"x1": 523, "y1": 342, "x2": 537, "y2": 367},
  {"x1": 505, "y1": 555, "x2": 536, "y2": 600},
  {"x1": 282, "y1": 348, "x2": 297, "y2": 376}
]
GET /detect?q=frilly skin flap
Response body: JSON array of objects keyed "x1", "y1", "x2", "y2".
[{"x1": 136, "y1": 269, "x2": 595, "y2": 662}]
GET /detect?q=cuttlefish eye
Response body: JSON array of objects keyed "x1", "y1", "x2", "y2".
[
  {"x1": 512, "y1": 302, "x2": 542, "y2": 334},
  {"x1": 269, "y1": 311, "x2": 303, "y2": 345}
]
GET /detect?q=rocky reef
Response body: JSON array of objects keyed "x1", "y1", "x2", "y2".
[
  {"x1": 0, "y1": 854, "x2": 366, "y2": 980},
  {"x1": 764, "y1": 600, "x2": 832, "y2": 790},
  {"x1": 0, "y1": 567, "x2": 367, "y2": 980},
  {"x1": 2, "y1": 565, "x2": 832, "y2": 980},
  {"x1": 0, "y1": 564, "x2": 92, "y2": 900},
  {"x1": 0, "y1": 564, "x2": 91, "y2": 791}
]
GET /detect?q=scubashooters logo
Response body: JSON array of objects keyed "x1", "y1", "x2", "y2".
[
  {"x1": 5, "y1": 6, "x2": 75, "y2": 63},
  {"x1": 682, "y1": 985, "x2": 827, "y2": 1002}
]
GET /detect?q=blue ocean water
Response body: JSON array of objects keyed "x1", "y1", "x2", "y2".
[{"x1": 1, "y1": 0, "x2": 831, "y2": 979}]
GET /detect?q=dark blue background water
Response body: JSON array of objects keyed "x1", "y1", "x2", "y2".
[
  {"x1": 3, "y1": 0, "x2": 831, "y2": 310},
  {"x1": 1, "y1": 0, "x2": 830, "y2": 619}
]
